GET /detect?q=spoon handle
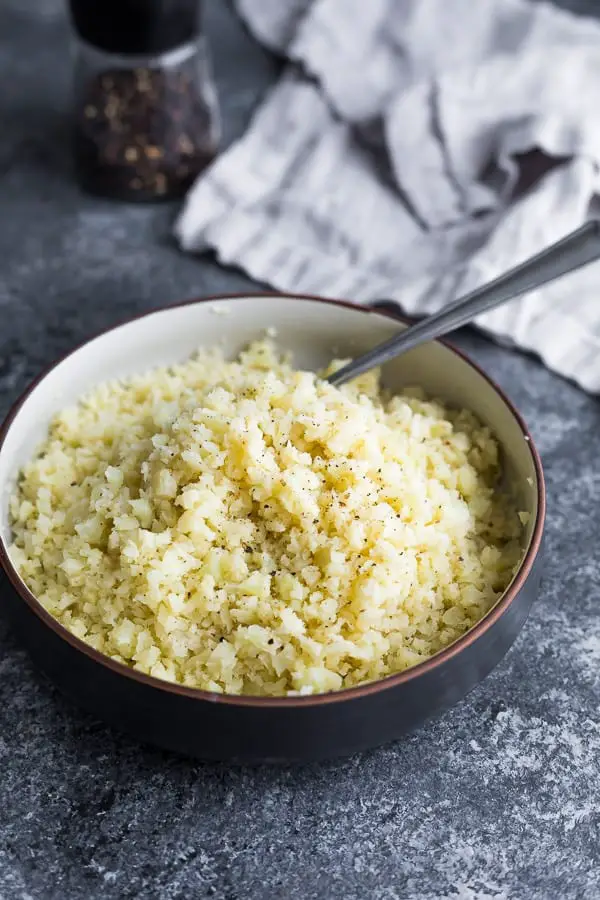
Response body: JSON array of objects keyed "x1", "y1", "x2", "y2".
[{"x1": 328, "y1": 220, "x2": 600, "y2": 386}]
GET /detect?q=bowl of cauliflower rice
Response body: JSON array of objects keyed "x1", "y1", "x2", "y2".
[{"x1": 0, "y1": 294, "x2": 545, "y2": 762}]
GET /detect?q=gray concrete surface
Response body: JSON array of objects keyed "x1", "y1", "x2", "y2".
[{"x1": 1, "y1": 1, "x2": 599, "y2": 898}]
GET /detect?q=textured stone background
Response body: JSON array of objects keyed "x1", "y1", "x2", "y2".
[{"x1": 1, "y1": 2, "x2": 599, "y2": 898}]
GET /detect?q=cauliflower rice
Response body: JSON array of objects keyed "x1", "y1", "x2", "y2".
[{"x1": 9, "y1": 339, "x2": 524, "y2": 696}]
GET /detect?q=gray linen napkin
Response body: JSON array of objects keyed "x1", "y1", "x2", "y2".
[{"x1": 176, "y1": 0, "x2": 600, "y2": 391}]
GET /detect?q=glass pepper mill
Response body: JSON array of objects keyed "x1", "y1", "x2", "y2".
[{"x1": 67, "y1": 0, "x2": 220, "y2": 201}]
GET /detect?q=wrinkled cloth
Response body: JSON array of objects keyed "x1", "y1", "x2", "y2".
[{"x1": 177, "y1": 0, "x2": 600, "y2": 391}]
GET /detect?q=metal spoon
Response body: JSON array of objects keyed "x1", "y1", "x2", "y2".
[{"x1": 327, "y1": 221, "x2": 600, "y2": 387}]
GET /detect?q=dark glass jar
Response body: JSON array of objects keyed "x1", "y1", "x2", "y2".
[{"x1": 68, "y1": 0, "x2": 220, "y2": 201}]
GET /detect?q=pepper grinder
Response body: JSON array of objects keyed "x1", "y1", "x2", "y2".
[{"x1": 67, "y1": 0, "x2": 220, "y2": 201}]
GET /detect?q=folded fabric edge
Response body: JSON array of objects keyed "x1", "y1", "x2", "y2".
[
  {"x1": 179, "y1": 179, "x2": 600, "y2": 393},
  {"x1": 383, "y1": 296, "x2": 600, "y2": 394}
]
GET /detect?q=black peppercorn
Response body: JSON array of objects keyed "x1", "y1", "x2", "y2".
[{"x1": 68, "y1": 0, "x2": 220, "y2": 202}]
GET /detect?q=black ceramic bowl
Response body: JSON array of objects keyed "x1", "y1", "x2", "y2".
[{"x1": 0, "y1": 294, "x2": 545, "y2": 763}]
